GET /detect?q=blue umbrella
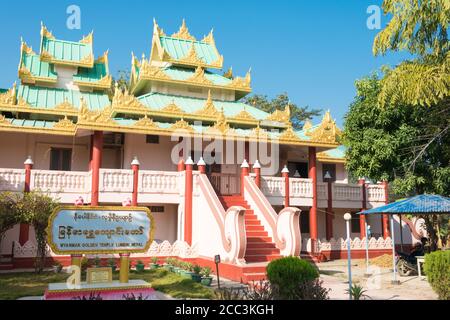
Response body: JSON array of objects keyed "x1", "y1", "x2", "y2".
[{"x1": 359, "y1": 194, "x2": 450, "y2": 215}]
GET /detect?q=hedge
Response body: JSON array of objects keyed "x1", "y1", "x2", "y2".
[{"x1": 424, "y1": 250, "x2": 450, "y2": 300}]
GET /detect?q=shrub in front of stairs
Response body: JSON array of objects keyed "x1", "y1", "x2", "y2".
[
  {"x1": 424, "y1": 250, "x2": 450, "y2": 300},
  {"x1": 267, "y1": 257, "x2": 321, "y2": 300}
]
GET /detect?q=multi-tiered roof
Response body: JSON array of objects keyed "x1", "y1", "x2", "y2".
[{"x1": 0, "y1": 21, "x2": 343, "y2": 156}]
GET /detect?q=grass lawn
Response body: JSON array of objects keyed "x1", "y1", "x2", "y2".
[{"x1": 0, "y1": 269, "x2": 214, "y2": 300}]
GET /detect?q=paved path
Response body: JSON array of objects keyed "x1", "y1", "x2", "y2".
[{"x1": 318, "y1": 260, "x2": 438, "y2": 300}]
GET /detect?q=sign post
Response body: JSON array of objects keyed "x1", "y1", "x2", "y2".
[
  {"x1": 45, "y1": 206, "x2": 155, "y2": 300},
  {"x1": 215, "y1": 255, "x2": 221, "y2": 290}
]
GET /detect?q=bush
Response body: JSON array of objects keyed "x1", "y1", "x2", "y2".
[
  {"x1": 424, "y1": 250, "x2": 450, "y2": 300},
  {"x1": 267, "y1": 257, "x2": 319, "y2": 300}
]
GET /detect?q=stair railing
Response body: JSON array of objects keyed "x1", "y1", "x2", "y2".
[{"x1": 244, "y1": 176, "x2": 302, "y2": 256}]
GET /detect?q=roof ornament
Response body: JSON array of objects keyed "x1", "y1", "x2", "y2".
[
  {"x1": 172, "y1": 19, "x2": 196, "y2": 41},
  {"x1": 306, "y1": 110, "x2": 342, "y2": 144},
  {"x1": 40, "y1": 22, "x2": 55, "y2": 39},
  {"x1": 80, "y1": 31, "x2": 94, "y2": 44},
  {"x1": 201, "y1": 29, "x2": 215, "y2": 44},
  {"x1": 153, "y1": 18, "x2": 166, "y2": 37},
  {"x1": 303, "y1": 120, "x2": 313, "y2": 131},
  {"x1": 223, "y1": 67, "x2": 233, "y2": 79}
]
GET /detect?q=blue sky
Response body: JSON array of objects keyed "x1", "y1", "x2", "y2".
[{"x1": 0, "y1": 0, "x2": 410, "y2": 126}]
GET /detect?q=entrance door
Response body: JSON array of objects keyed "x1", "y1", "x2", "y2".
[{"x1": 208, "y1": 164, "x2": 240, "y2": 195}]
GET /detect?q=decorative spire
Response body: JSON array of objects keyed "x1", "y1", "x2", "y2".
[
  {"x1": 80, "y1": 31, "x2": 94, "y2": 44},
  {"x1": 172, "y1": 19, "x2": 196, "y2": 41},
  {"x1": 223, "y1": 67, "x2": 233, "y2": 79},
  {"x1": 153, "y1": 18, "x2": 166, "y2": 37},
  {"x1": 201, "y1": 29, "x2": 215, "y2": 44},
  {"x1": 40, "y1": 22, "x2": 55, "y2": 39},
  {"x1": 303, "y1": 120, "x2": 313, "y2": 131}
]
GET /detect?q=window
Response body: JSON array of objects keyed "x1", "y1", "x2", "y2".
[
  {"x1": 50, "y1": 148, "x2": 72, "y2": 171},
  {"x1": 149, "y1": 206, "x2": 164, "y2": 213},
  {"x1": 351, "y1": 213, "x2": 361, "y2": 233},
  {"x1": 300, "y1": 210, "x2": 310, "y2": 233},
  {"x1": 322, "y1": 164, "x2": 336, "y2": 182},
  {"x1": 288, "y1": 162, "x2": 308, "y2": 178},
  {"x1": 146, "y1": 135, "x2": 160, "y2": 144}
]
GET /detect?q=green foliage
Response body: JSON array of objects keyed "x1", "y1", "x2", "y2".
[
  {"x1": 343, "y1": 74, "x2": 449, "y2": 248},
  {"x1": 200, "y1": 267, "x2": 211, "y2": 278},
  {"x1": 424, "y1": 250, "x2": 450, "y2": 300},
  {"x1": 266, "y1": 257, "x2": 319, "y2": 300},
  {"x1": 151, "y1": 257, "x2": 158, "y2": 264},
  {"x1": 192, "y1": 264, "x2": 202, "y2": 275},
  {"x1": 15, "y1": 191, "x2": 58, "y2": 273},
  {"x1": 242, "y1": 93, "x2": 321, "y2": 130},
  {"x1": 0, "y1": 192, "x2": 20, "y2": 248},
  {"x1": 373, "y1": 0, "x2": 450, "y2": 108},
  {"x1": 346, "y1": 284, "x2": 369, "y2": 300}
]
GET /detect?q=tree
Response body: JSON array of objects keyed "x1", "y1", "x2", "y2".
[
  {"x1": 0, "y1": 192, "x2": 20, "y2": 253},
  {"x1": 242, "y1": 93, "x2": 321, "y2": 130},
  {"x1": 343, "y1": 73, "x2": 450, "y2": 248},
  {"x1": 373, "y1": 0, "x2": 450, "y2": 107},
  {"x1": 16, "y1": 192, "x2": 59, "y2": 273}
]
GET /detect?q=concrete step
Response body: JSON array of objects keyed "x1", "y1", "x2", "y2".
[
  {"x1": 0, "y1": 263, "x2": 14, "y2": 271},
  {"x1": 246, "y1": 231, "x2": 268, "y2": 237},
  {"x1": 246, "y1": 242, "x2": 277, "y2": 249},
  {"x1": 246, "y1": 248, "x2": 280, "y2": 255},
  {"x1": 247, "y1": 236, "x2": 274, "y2": 243},
  {"x1": 245, "y1": 225, "x2": 265, "y2": 232},
  {"x1": 242, "y1": 272, "x2": 268, "y2": 283},
  {"x1": 245, "y1": 255, "x2": 282, "y2": 263}
]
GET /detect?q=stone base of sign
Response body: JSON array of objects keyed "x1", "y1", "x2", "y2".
[{"x1": 44, "y1": 280, "x2": 156, "y2": 300}]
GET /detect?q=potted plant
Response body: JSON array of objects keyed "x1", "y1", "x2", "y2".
[
  {"x1": 172, "y1": 259, "x2": 182, "y2": 274},
  {"x1": 149, "y1": 257, "x2": 160, "y2": 270},
  {"x1": 107, "y1": 258, "x2": 117, "y2": 272},
  {"x1": 135, "y1": 260, "x2": 145, "y2": 272},
  {"x1": 191, "y1": 264, "x2": 202, "y2": 283},
  {"x1": 180, "y1": 262, "x2": 194, "y2": 278},
  {"x1": 163, "y1": 258, "x2": 174, "y2": 272},
  {"x1": 200, "y1": 267, "x2": 213, "y2": 286},
  {"x1": 53, "y1": 261, "x2": 63, "y2": 273}
]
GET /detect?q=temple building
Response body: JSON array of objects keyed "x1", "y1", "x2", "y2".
[{"x1": 0, "y1": 21, "x2": 421, "y2": 281}]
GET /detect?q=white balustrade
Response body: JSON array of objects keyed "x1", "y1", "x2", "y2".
[
  {"x1": 317, "y1": 182, "x2": 328, "y2": 200},
  {"x1": 333, "y1": 183, "x2": 362, "y2": 201},
  {"x1": 100, "y1": 169, "x2": 133, "y2": 193},
  {"x1": 139, "y1": 171, "x2": 180, "y2": 194},
  {"x1": 31, "y1": 170, "x2": 90, "y2": 193},
  {"x1": 290, "y1": 178, "x2": 313, "y2": 198},
  {"x1": 261, "y1": 176, "x2": 285, "y2": 197},
  {"x1": 367, "y1": 184, "x2": 386, "y2": 202},
  {"x1": 0, "y1": 169, "x2": 25, "y2": 192}
]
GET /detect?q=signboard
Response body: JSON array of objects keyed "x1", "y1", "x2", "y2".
[
  {"x1": 46, "y1": 206, "x2": 154, "y2": 255},
  {"x1": 87, "y1": 268, "x2": 113, "y2": 284}
]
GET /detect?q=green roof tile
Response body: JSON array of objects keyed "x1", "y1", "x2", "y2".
[
  {"x1": 137, "y1": 92, "x2": 269, "y2": 120},
  {"x1": 160, "y1": 36, "x2": 220, "y2": 66},
  {"x1": 21, "y1": 53, "x2": 57, "y2": 80},
  {"x1": 42, "y1": 37, "x2": 92, "y2": 64},
  {"x1": 18, "y1": 85, "x2": 110, "y2": 111},
  {"x1": 74, "y1": 62, "x2": 109, "y2": 83},
  {"x1": 8, "y1": 118, "x2": 57, "y2": 129}
]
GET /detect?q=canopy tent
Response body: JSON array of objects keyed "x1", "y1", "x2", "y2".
[{"x1": 359, "y1": 194, "x2": 450, "y2": 284}]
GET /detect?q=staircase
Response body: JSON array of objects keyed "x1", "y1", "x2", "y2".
[
  {"x1": 219, "y1": 195, "x2": 282, "y2": 264},
  {"x1": 0, "y1": 255, "x2": 14, "y2": 271}
]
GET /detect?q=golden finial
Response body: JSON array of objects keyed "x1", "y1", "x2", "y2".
[
  {"x1": 80, "y1": 31, "x2": 94, "y2": 44},
  {"x1": 40, "y1": 22, "x2": 55, "y2": 39},
  {"x1": 224, "y1": 67, "x2": 233, "y2": 79},
  {"x1": 303, "y1": 120, "x2": 313, "y2": 131},
  {"x1": 202, "y1": 29, "x2": 215, "y2": 44},
  {"x1": 172, "y1": 19, "x2": 196, "y2": 41}
]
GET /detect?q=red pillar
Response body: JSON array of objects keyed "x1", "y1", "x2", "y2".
[
  {"x1": 197, "y1": 158, "x2": 206, "y2": 174},
  {"x1": 19, "y1": 156, "x2": 33, "y2": 246},
  {"x1": 382, "y1": 181, "x2": 391, "y2": 238},
  {"x1": 282, "y1": 166, "x2": 290, "y2": 208},
  {"x1": 184, "y1": 157, "x2": 194, "y2": 245},
  {"x1": 91, "y1": 131, "x2": 103, "y2": 207},
  {"x1": 253, "y1": 160, "x2": 261, "y2": 189},
  {"x1": 131, "y1": 157, "x2": 140, "y2": 207},
  {"x1": 326, "y1": 179, "x2": 333, "y2": 240},
  {"x1": 359, "y1": 179, "x2": 367, "y2": 239},
  {"x1": 241, "y1": 159, "x2": 249, "y2": 197},
  {"x1": 309, "y1": 147, "x2": 318, "y2": 253},
  {"x1": 178, "y1": 159, "x2": 186, "y2": 172}
]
